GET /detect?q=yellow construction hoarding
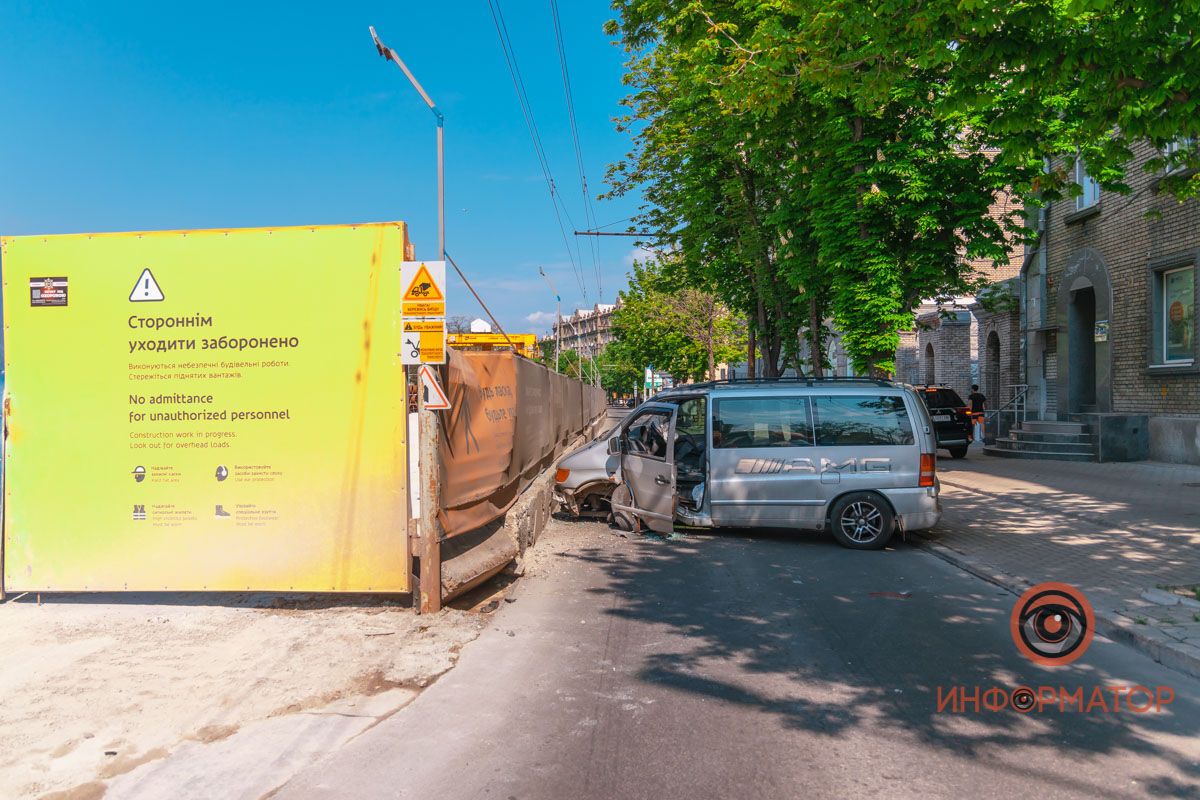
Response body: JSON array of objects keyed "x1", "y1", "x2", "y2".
[{"x1": 1, "y1": 223, "x2": 410, "y2": 592}]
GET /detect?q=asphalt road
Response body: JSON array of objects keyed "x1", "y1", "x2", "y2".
[{"x1": 275, "y1": 520, "x2": 1200, "y2": 800}]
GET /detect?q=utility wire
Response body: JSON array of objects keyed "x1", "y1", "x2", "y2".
[
  {"x1": 486, "y1": 0, "x2": 589, "y2": 303},
  {"x1": 549, "y1": 0, "x2": 603, "y2": 298}
]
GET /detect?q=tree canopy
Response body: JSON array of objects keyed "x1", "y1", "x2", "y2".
[
  {"x1": 605, "y1": 1, "x2": 1199, "y2": 373},
  {"x1": 609, "y1": 258, "x2": 746, "y2": 384}
]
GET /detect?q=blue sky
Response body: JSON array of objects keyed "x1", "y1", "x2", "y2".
[{"x1": 0, "y1": 1, "x2": 647, "y2": 333}]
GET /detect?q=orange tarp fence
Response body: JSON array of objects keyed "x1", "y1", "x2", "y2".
[{"x1": 439, "y1": 351, "x2": 604, "y2": 537}]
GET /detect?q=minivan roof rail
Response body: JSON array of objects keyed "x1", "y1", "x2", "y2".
[{"x1": 672, "y1": 376, "x2": 895, "y2": 390}]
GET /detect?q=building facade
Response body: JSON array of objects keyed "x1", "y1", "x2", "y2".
[
  {"x1": 1020, "y1": 142, "x2": 1200, "y2": 463},
  {"x1": 549, "y1": 302, "x2": 619, "y2": 360}
]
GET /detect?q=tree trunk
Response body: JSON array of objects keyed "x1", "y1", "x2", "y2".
[
  {"x1": 747, "y1": 327, "x2": 756, "y2": 379},
  {"x1": 706, "y1": 308, "x2": 716, "y2": 381},
  {"x1": 808, "y1": 296, "x2": 824, "y2": 378}
]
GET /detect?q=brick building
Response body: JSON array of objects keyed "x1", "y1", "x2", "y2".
[
  {"x1": 547, "y1": 301, "x2": 619, "y2": 360},
  {"x1": 893, "y1": 188, "x2": 1025, "y2": 400},
  {"x1": 1020, "y1": 142, "x2": 1200, "y2": 463}
]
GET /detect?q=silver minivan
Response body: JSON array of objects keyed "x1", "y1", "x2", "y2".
[{"x1": 604, "y1": 379, "x2": 941, "y2": 549}]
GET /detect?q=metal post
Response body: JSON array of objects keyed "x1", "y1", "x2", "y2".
[
  {"x1": 371, "y1": 26, "x2": 445, "y2": 612},
  {"x1": 417, "y1": 382, "x2": 442, "y2": 613},
  {"x1": 370, "y1": 26, "x2": 445, "y2": 258},
  {"x1": 436, "y1": 120, "x2": 445, "y2": 257},
  {"x1": 539, "y1": 267, "x2": 561, "y2": 371}
]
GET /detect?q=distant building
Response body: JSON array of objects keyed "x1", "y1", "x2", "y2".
[
  {"x1": 548, "y1": 301, "x2": 619, "y2": 359},
  {"x1": 894, "y1": 189, "x2": 1025, "y2": 401}
]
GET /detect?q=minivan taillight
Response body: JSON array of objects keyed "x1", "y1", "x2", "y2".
[{"x1": 919, "y1": 453, "x2": 936, "y2": 487}]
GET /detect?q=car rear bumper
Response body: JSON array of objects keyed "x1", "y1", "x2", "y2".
[{"x1": 880, "y1": 487, "x2": 942, "y2": 531}]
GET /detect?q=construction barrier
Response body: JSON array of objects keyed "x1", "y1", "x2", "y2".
[
  {"x1": 439, "y1": 350, "x2": 604, "y2": 538},
  {"x1": 1, "y1": 223, "x2": 412, "y2": 593}
]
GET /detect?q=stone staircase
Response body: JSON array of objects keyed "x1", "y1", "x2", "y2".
[{"x1": 983, "y1": 420, "x2": 1097, "y2": 462}]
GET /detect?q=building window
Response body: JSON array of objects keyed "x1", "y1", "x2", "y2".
[
  {"x1": 1164, "y1": 137, "x2": 1195, "y2": 174},
  {"x1": 1074, "y1": 158, "x2": 1100, "y2": 210},
  {"x1": 1153, "y1": 265, "x2": 1195, "y2": 364}
]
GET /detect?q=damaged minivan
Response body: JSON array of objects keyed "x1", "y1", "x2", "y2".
[{"x1": 593, "y1": 379, "x2": 941, "y2": 549}]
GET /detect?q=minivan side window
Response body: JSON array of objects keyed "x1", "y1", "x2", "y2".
[
  {"x1": 624, "y1": 409, "x2": 672, "y2": 459},
  {"x1": 813, "y1": 395, "x2": 914, "y2": 446},
  {"x1": 712, "y1": 397, "x2": 813, "y2": 449},
  {"x1": 676, "y1": 397, "x2": 707, "y2": 436}
]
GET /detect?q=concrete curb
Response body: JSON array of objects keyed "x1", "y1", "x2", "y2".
[{"x1": 912, "y1": 534, "x2": 1200, "y2": 681}]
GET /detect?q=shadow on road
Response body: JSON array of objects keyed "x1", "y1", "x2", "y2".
[{"x1": 560, "y1": 528, "x2": 1200, "y2": 798}]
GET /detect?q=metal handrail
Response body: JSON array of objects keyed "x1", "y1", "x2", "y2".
[{"x1": 981, "y1": 384, "x2": 1029, "y2": 440}]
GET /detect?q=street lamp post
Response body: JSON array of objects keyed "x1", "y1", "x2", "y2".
[
  {"x1": 538, "y1": 267, "x2": 561, "y2": 370},
  {"x1": 369, "y1": 25, "x2": 445, "y2": 614},
  {"x1": 369, "y1": 26, "x2": 444, "y2": 257}
]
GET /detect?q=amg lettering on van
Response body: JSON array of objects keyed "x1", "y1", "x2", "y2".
[{"x1": 733, "y1": 457, "x2": 892, "y2": 475}]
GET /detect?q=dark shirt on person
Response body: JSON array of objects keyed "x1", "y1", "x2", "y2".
[{"x1": 968, "y1": 392, "x2": 987, "y2": 413}]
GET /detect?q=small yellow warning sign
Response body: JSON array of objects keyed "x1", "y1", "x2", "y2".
[
  {"x1": 401, "y1": 261, "x2": 446, "y2": 317},
  {"x1": 401, "y1": 318, "x2": 446, "y2": 365}
]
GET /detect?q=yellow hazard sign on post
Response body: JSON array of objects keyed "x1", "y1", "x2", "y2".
[
  {"x1": 401, "y1": 261, "x2": 446, "y2": 317},
  {"x1": 1, "y1": 223, "x2": 412, "y2": 593},
  {"x1": 401, "y1": 319, "x2": 446, "y2": 365}
]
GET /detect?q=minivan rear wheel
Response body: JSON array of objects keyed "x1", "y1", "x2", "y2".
[{"x1": 829, "y1": 492, "x2": 895, "y2": 550}]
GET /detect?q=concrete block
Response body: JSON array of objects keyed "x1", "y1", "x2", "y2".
[
  {"x1": 1149, "y1": 416, "x2": 1200, "y2": 466},
  {"x1": 1077, "y1": 413, "x2": 1149, "y2": 461}
]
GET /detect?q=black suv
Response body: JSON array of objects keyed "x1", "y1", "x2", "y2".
[{"x1": 913, "y1": 385, "x2": 972, "y2": 458}]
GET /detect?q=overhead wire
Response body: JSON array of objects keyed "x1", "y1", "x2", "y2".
[
  {"x1": 486, "y1": 0, "x2": 590, "y2": 303},
  {"x1": 549, "y1": 0, "x2": 603, "y2": 299}
]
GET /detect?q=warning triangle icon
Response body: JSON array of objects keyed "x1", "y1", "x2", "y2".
[
  {"x1": 403, "y1": 264, "x2": 444, "y2": 301},
  {"x1": 418, "y1": 365, "x2": 451, "y2": 410},
  {"x1": 129, "y1": 268, "x2": 165, "y2": 302}
]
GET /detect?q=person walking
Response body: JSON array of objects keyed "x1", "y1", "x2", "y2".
[{"x1": 968, "y1": 384, "x2": 987, "y2": 444}]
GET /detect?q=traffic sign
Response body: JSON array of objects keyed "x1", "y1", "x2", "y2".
[
  {"x1": 402, "y1": 318, "x2": 446, "y2": 365},
  {"x1": 401, "y1": 261, "x2": 446, "y2": 317},
  {"x1": 418, "y1": 364, "x2": 451, "y2": 410}
]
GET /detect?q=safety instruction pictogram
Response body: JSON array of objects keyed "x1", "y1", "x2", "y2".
[
  {"x1": 129, "y1": 268, "x2": 165, "y2": 302},
  {"x1": 418, "y1": 364, "x2": 451, "y2": 410},
  {"x1": 401, "y1": 318, "x2": 446, "y2": 365},
  {"x1": 400, "y1": 261, "x2": 446, "y2": 317}
]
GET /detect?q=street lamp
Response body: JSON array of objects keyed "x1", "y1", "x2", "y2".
[
  {"x1": 369, "y1": 26, "x2": 444, "y2": 257},
  {"x1": 538, "y1": 266, "x2": 561, "y2": 370}
]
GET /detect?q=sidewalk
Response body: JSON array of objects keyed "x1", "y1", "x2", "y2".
[{"x1": 917, "y1": 451, "x2": 1200, "y2": 678}]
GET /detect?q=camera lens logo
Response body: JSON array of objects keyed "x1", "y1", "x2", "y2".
[{"x1": 1010, "y1": 582, "x2": 1094, "y2": 666}]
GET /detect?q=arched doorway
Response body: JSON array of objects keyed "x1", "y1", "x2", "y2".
[
  {"x1": 924, "y1": 343, "x2": 936, "y2": 385},
  {"x1": 985, "y1": 331, "x2": 1001, "y2": 402},
  {"x1": 1056, "y1": 249, "x2": 1113, "y2": 415},
  {"x1": 1069, "y1": 285, "x2": 1097, "y2": 411}
]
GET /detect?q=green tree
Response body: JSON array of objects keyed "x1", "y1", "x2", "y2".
[
  {"x1": 607, "y1": 1, "x2": 1020, "y2": 374},
  {"x1": 610, "y1": 259, "x2": 746, "y2": 383},
  {"x1": 596, "y1": 341, "x2": 642, "y2": 395}
]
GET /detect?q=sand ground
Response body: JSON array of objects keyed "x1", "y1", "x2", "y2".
[{"x1": 0, "y1": 591, "x2": 488, "y2": 800}]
